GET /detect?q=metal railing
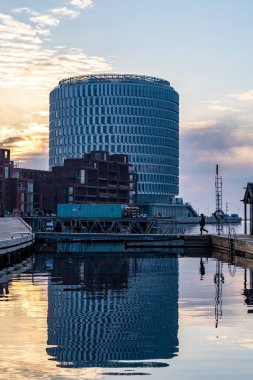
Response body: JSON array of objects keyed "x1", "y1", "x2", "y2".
[{"x1": 24, "y1": 216, "x2": 185, "y2": 236}]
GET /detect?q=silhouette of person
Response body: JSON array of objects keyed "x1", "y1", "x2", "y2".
[{"x1": 199, "y1": 214, "x2": 208, "y2": 235}]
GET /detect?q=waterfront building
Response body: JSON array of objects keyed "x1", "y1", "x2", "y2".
[
  {"x1": 0, "y1": 148, "x2": 136, "y2": 214},
  {"x1": 51, "y1": 150, "x2": 137, "y2": 208},
  {"x1": 0, "y1": 149, "x2": 13, "y2": 211},
  {"x1": 49, "y1": 74, "x2": 179, "y2": 216},
  {"x1": 11, "y1": 167, "x2": 53, "y2": 215}
]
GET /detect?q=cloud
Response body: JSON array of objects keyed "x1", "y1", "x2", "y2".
[
  {"x1": 0, "y1": 13, "x2": 42, "y2": 44},
  {"x1": 12, "y1": 8, "x2": 39, "y2": 16},
  {"x1": 50, "y1": 7, "x2": 80, "y2": 19},
  {"x1": 180, "y1": 118, "x2": 253, "y2": 212},
  {"x1": 208, "y1": 105, "x2": 241, "y2": 112},
  {"x1": 230, "y1": 90, "x2": 253, "y2": 101},
  {"x1": 181, "y1": 119, "x2": 217, "y2": 130},
  {"x1": 31, "y1": 111, "x2": 49, "y2": 117},
  {"x1": 205, "y1": 100, "x2": 241, "y2": 113},
  {"x1": 0, "y1": 136, "x2": 26, "y2": 145},
  {"x1": 30, "y1": 14, "x2": 60, "y2": 27},
  {"x1": 13, "y1": 4, "x2": 89, "y2": 20},
  {"x1": 69, "y1": 0, "x2": 94, "y2": 10},
  {"x1": 0, "y1": 13, "x2": 111, "y2": 91},
  {"x1": 181, "y1": 119, "x2": 253, "y2": 164},
  {"x1": 0, "y1": 123, "x2": 48, "y2": 164},
  {"x1": 0, "y1": 11, "x2": 112, "y2": 168}
]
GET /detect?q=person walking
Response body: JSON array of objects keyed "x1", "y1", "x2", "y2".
[{"x1": 199, "y1": 214, "x2": 208, "y2": 235}]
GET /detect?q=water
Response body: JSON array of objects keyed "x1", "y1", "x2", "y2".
[
  {"x1": 181, "y1": 221, "x2": 245, "y2": 235},
  {"x1": 0, "y1": 245, "x2": 253, "y2": 379}
]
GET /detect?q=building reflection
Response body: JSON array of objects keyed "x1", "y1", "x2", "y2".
[{"x1": 45, "y1": 252, "x2": 179, "y2": 368}]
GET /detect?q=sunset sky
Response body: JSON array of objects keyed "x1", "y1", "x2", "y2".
[{"x1": 1, "y1": 0, "x2": 253, "y2": 214}]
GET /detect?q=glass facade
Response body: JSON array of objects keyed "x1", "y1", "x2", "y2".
[{"x1": 49, "y1": 74, "x2": 179, "y2": 213}]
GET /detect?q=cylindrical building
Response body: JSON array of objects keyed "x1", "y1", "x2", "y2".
[{"x1": 49, "y1": 74, "x2": 179, "y2": 216}]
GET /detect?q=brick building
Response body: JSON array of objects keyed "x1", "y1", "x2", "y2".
[
  {"x1": 52, "y1": 151, "x2": 137, "y2": 210},
  {"x1": 0, "y1": 149, "x2": 137, "y2": 214},
  {"x1": 0, "y1": 149, "x2": 13, "y2": 211},
  {"x1": 11, "y1": 168, "x2": 53, "y2": 214}
]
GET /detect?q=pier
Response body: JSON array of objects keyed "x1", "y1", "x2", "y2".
[{"x1": 3, "y1": 215, "x2": 253, "y2": 263}]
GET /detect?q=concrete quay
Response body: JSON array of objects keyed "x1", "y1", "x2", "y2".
[
  {"x1": 0, "y1": 217, "x2": 35, "y2": 267},
  {"x1": 4, "y1": 215, "x2": 253, "y2": 264},
  {"x1": 125, "y1": 234, "x2": 253, "y2": 258},
  {"x1": 36, "y1": 231, "x2": 211, "y2": 256},
  {"x1": 211, "y1": 234, "x2": 253, "y2": 259}
]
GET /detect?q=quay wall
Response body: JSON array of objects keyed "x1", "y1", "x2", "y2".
[
  {"x1": 211, "y1": 235, "x2": 253, "y2": 260},
  {"x1": 0, "y1": 217, "x2": 35, "y2": 268},
  {"x1": 0, "y1": 242, "x2": 34, "y2": 268}
]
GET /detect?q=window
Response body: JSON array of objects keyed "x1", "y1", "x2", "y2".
[
  {"x1": 4, "y1": 167, "x2": 9, "y2": 179},
  {"x1": 77, "y1": 170, "x2": 85, "y2": 184},
  {"x1": 28, "y1": 183, "x2": 33, "y2": 192}
]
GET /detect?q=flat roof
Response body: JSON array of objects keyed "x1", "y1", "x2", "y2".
[{"x1": 58, "y1": 73, "x2": 171, "y2": 87}]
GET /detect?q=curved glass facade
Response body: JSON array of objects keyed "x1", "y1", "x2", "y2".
[{"x1": 49, "y1": 74, "x2": 179, "y2": 213}]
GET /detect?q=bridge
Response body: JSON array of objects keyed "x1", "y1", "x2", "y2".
[{"x1": 23, "y1": 216, "x2": 186, "y2": 242}]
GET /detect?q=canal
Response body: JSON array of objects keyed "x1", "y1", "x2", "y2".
[{"x1": 0, "y1": 239, "x2": 253, "y2": 379}]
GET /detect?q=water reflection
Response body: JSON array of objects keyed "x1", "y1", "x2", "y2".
[
  {"x1": 0, "y1": 259, "x2": 32, "y2": 301},
  {"x1": 3, "y1": 244, "x2": 253, "y2": 379},
  {"x1": 243, "y1": 269, "x2": 253, "y2": 311},
  {"x1": 199, "y1": 257, "x2": 206, "y2": 280},
  {"x1": 41, "y1": 253, "x2": 179, "y2": 368},
  {"x1": 57, "y1": 242, "x2": 125, "y2": 253}
]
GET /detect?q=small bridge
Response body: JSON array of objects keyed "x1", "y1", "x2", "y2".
[
  {"x1": 24, "y1": 216, "x2": 186, "y2": 241},
  {"x1": 23, "y1": 216, "x2": 213, "y2": 255}
]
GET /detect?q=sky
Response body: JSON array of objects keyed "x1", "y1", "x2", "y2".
[{"x1": 0, "y1": 0, "x2": 253, "y2": 215}]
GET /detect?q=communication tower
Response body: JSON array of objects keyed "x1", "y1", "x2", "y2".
[{"x1": 215, "y1": 164, "x2": 223, "y2": 235}]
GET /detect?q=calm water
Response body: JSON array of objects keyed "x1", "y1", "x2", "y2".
[
  {"x1": 181, "y1": 221, "x2": 245, "y2": 235},
  {"x1": 0, "y1": 243, "x2": 253, "y2": 379}
]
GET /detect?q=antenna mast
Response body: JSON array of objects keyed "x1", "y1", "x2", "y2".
[{"x1": 215, "y1": 164, "x2": 223, "y2": 235}]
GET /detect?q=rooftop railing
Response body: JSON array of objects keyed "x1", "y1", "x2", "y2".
[{"x1": 58, "y1": 73, "x2": 171, "y2": 87}]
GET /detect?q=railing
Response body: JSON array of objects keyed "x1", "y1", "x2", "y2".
[
  {"x1": 23, "y1": 216, "x2": 185, "y2": 236},
  {"x1": 59, "y1": 74, "x2": 171, "y2": 87}
]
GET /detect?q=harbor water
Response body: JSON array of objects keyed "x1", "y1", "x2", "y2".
[
  {"x1": 1, "y1": 237, "x2": 253, "y2": 379},
  {"x1": 181, "y1": 221, "x2": 245, "y2": 235}
]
